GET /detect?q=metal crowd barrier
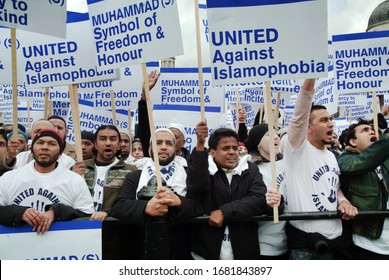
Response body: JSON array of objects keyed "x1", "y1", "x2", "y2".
[{"x1": 99, "y1": 210, "x2": 389, "y2": 260}]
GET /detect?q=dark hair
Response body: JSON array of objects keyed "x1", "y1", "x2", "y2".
[
  {"x1": 2, "y1": 124, "x2": 26, "y2": 133},
  {"x1": 339, "y1": 128, "x2": 349, "y2": 148},
  {"x1": 309, "y1": 104, "x2": 328, "y2": 123},
  {"x1": 81, "y1": 130, "x2": 95, "y2": 143},
  {"x1": 310, "y1": 104, "x2": 327, "y2": 113},
  {"x1": 345, "y1": 119, "x2": 371, "y2": 148},
  {"x1": 48, "y1": 115, "x2": 67, "y2": 127},
  {"x1": 208, "y1": 127, "x2": 238, "y2": 150},
  {"x1": 0, "y1": 129, "x2": 7, "y2": 147},
  {"x1": 95, "y1": 125, "x2": 121, "y2": 142},
  {"x1": 132, "y1": 138, "x2": 142, "y2": 145},
  {"x1": 95, "y1": 125, "x2": 121, "y2": 158},
  {"x1": 17, "y1": 123, "x2": 26, "y2": 133}
]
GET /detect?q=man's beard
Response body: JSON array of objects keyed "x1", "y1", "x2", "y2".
[
  {"x1": 121, "y1": 150, "x2": 129, "y2": 158},
  {"x1": 33, "y1": 152, "x2": 60, "y2": 168},
  {"x1": 321, "y1": 139, "x2": 333, "y2": 146},
  {"x1": 151, "y1": 153, "x2": 175, "y2": 166}
]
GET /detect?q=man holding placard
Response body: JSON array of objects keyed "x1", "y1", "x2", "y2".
[
  {"x1": 111, "y1": 128, "x2": 203, "y2": 259},
  {"x1": 187, "y1": 124, "x2": 282, "y2": 259},
  {"x1": 283, "y1": 79, "x2": 358, "y2": 259},
  {"x1": 48, "y1": 115, "x2": 77, "y2": 160}
]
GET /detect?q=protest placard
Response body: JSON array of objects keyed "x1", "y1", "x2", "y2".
[
  {"x1": 0, "y1": 0, "x2": 67, "y2": 38},
  {"x1": 332, "y1": 30, "x2": 389, "y2": 94},
  {"x1": 206, "y1": 0, "x2": 328, "y2": 85},
  {"x1": 0, "y1": 220, "x2": 101, "y2": 260},
  {"x1": 87, "y1": 0, "x2": 183, "y2": 70}
]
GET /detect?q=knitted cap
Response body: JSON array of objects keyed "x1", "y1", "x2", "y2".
[
  {"x1": 244, "y1": 124, "x2": 269, "y2": 152},
  {"x1": 7, "y1": 129, "x2": 29, "y2": 142},
  {"x1": 81, "y1": 130, "x2": 95, "y2": 143},
  {"x1": 31, "y1": 129, "x2": 65, "y2": 153}
]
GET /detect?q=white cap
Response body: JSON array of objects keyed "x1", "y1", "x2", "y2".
[
  {"x1": 151, "y1": 128, "x2": 176, "y2": 145},
  {"x1": 168, "y1": 123, "x2": 185, "y2": 138}
]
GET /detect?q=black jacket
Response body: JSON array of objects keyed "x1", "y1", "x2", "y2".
[
  {"x1": 187, "y1": 149, "x2": 283, "y2": 259},
  {"x1": 111, "y1": 168, "x2": 203, "y2": 259}
]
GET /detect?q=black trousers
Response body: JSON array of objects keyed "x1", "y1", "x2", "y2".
[{"x1": 352, "y1": 244, "x2": 389, "y2": 260}]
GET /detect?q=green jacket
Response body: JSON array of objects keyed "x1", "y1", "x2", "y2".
[
  {"x1": 338, "y1": 135, "x2": 389, "y2": 240},
  {"x1": 84, "y1": 158, "x2": 137, "y2": 215}
]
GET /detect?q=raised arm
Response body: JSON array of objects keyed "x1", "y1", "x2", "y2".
[
  {"x1": 288, "y1": 79, "x2": 315, "y2": 149},
  {"x1": 136, "y1": 70, "x2": 161, "y2": 157}
]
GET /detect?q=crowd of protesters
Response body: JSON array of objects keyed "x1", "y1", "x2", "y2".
[{"x1": 0, "y1": 76, "x2": 388, "y2": 260}]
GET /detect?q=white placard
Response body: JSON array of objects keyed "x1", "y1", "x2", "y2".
[
  {"x1": 66, "y1": 100, "x2": 132, "y2": 143},
  {"x1": 338, "y1": 92, "x2": 368, "y2": 107},
  {"x1": 0, "y1": 0, "x2": 67, "y2": 38},
  {"x1": 0, "y1": 12, "x2": 118, "y2": 87},
  {"x1": 332, "y1": 30, "x2": 389, "y2": 94},
  {"x1": 158, "y1": 68, "x2": 224, "y2": 107},
  {"x1": 87, "y1": 0, "x2": 183, "y2": 70},
  {"x1": 153, "y1": 109, "x2": 226, "y2": 153},
  {"x1": 0, "y1": 220, "x2": 102, "y2": 260},
  {"x1": 206, "y1": 0, "x2": 328, "y2": 85}
]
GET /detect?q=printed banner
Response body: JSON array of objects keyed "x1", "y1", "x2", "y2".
[
  {"x1": 338, "y1": 92, "x2": 368, "y2": 107},
  {"x1": 206, "y1": 0, "x2": 328, "y2": 85},
  {"x1": 0, "y1": 0, "x2": 67, "y2": 38},
  {"x1": 332, "y1": 30, "x2": 389, "y2": 94},
  {"x1": 87, "y1": 61, "x2": 160, "y2": 110},
  {"x1": 0, "y1": 220, "x2": 102, "y2": 260},
  {"x1": 314, "y1": 73, "x2": 338, "y2": 115},
  {"x1": 0, "y1": 12, "x2": 118, "y2": 87},
  {"x1": 66, "y1": 100, "x2": 133, "y2": 143},
  {"x1": 157, "y1": 68, "x2": 224, "y2": 107},
  {"x1": 87, "y1": 0, "x2": 184, "y2": 70},
  {"x1": 153, "y1": 109, "x2": 227, "y2": 152}
]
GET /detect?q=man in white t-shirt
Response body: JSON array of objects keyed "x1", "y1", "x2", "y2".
[
  {"x1": 48, "y1": 115, "x2": 76, "y2": 160},
  {"x1": 0, "y1": 129, "x2": 94, "y2": 233},
  {"x1": 0, "y1": 119, "x2": 75, "y2": 174},
  {"x1": 284, "y1": 79, "x2": 358, "y2": 259},
  {"x1": 338, "y1": 119, "x2": 389, "y2": 259}
]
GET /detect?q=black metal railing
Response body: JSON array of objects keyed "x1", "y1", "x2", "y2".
[{"x1": 99, "y1": 210, "x2": 389, "y2": 259}]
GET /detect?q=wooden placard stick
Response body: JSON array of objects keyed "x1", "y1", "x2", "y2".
[
  {"x1": 349, "y1": 106, "x2": 352, "y2": 126},
  {"x1": 110, "y1": 89, "x2": 117, "y2": 126},
  {"x1": 11, "y1": 28, "x2": 18, "y2": 136},
  {"x1": 372, "y1": 91, "x2": 379, "y2": 137},
  {"x1": 128, "y1": 108, "x2": 132, "y2": 151},
  {"x1": 27, "y1": 100, "x2": 31, "y2": 132},
  {"x1": 264, "y1": 81, "x2": 279, "y2": 223},
  {"x1": 235, "y1": 88, "x2": 241, "y2": 131},
  {"x1": 142, "y1": 63, "x2": 163, "y2": 189},
  {"x1": 44, "y1": 87, "x2": 51, "y2": 119},
  {"x1": 194, "y1": 0, "x2": 206, "y2": 122},
  {"x1": 68, "y1": 84, "x2": 83, "y2": 162},
  {"x1": 274, "y1": 91, "x2": 281, "y2": 128}
]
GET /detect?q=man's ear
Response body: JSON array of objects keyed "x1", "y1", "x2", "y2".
[
  {"x1": 209, "y1": 149, "x2": 215, "y2": 158},
  {"x1": 308, "y1": 123, "x2": 313, "y2": 134},
  {"x1": 349, "y1": 138, "x2": 357, "y2": 148}
]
